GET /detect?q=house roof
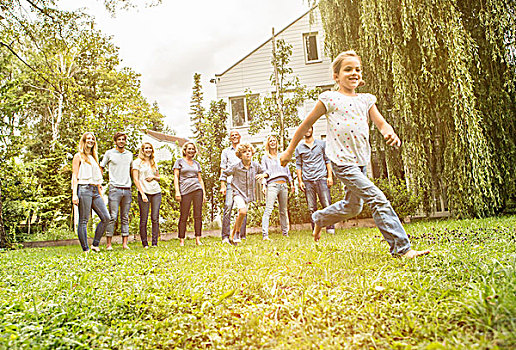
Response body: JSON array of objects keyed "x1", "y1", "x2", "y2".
[
  {"x1": 215, "y1": 6, "x2": 316, "y2": 78},
  {"x1": 144, "y1": 129, "x2": 188, "y2": 146}
]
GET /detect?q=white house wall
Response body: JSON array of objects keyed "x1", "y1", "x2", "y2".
[
  {"x1": 215, "y1": 9, "x2": 334, "y2": 146},
  {"x1": 141, "y1": 134, "x2": 180, "y2": 163}
]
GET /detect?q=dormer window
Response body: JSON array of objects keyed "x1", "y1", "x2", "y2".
[{"x1": 303, "y1": 32, "x2": 320, "y2": 63}]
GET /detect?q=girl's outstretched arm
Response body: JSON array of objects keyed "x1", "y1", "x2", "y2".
[
  {"x1": 280, "y1": 101, "x2": 326, "y2": 166},
  {"x1": 369, "y1": 104, "x2": 401, "y2": 147}
]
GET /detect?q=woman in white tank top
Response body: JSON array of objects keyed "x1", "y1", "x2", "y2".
[{"x1": 71, "y1": 132, "x2": 110, "y2": 253}]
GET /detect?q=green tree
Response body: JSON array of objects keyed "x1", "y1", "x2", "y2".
[
  {"x1": 247, "y1": 39, "x2": 318, "y2": 150},
  {"x1": 189, "y1": 73, "x2": 205, "y2": 145},
  {"x1": 315, "y1": 0, "x2": 516, "y2": 217},
  {"x1": 201, "y1": 100, "x2": 228, "y2": 223},
  {"x1": 188, "y1": 73, "x2": 229, "y2": 224},
  {"x1": 0, "y1": 29, "x2": 27, "y2": 247},
  {"x1": 0, "y1": 6, "x2": 167, "y2": 241}
]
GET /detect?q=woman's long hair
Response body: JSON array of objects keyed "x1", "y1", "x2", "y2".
[
  {"x1": 138, "y1": 142, "x2": 157, "y2": 171},
  {"x1": 264, "y1": 135, "x2": 278, "y2": 158},
  {"x1": 78, "y1": 132, "x2": 99, "y2": 165}
]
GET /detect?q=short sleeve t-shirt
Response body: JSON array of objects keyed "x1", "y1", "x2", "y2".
[
  {"x1": 132, "y1": 158, "x2": 161, "y2": 194},
  {"x1": 173, "y1": 158, "x2": 203, "y2": 195},
  {"x1": 319, "y1": 91, "x2": 377, "y2": 166},
  {"x1": 100, "y1": 149, "x2": 133, "y2": 187}
]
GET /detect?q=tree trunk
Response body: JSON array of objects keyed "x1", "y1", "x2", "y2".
[
  {"x1": 0, "y1": 178, "x2": 9, "y2": 248},
  {"x1": 271, "y1": 27, "x2": 285, "y2": 151}
]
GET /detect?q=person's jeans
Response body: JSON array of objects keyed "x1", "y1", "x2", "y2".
[
  {"x1": 262, "y1": 182, "x2": 289, "y2": 237},
  {"x1": 178, "y1": 189, "x2": 203, "y2": 239},
  {"x1": 221, "y1": 185, "x2": 246, "y2": 240},
  {"x1": 304, "y1": 179, "x2": 335, "y2": 231},
  {"x1": 138, "y1": 192, "x2": 162, "y2": 247},
  {"x1": 77, "y1": 184, "x2": 110, "y2": 251},
  {"x1": 106, "y1": 186, "x2": 132, "y2": 237},
  {"x1": 313, "y1": 164, "x2": 411, "y2": 256}
]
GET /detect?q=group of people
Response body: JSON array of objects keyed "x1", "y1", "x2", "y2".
[
  {"x1": 71, "y1": 131, "x2": 206, "y2": 252},
  {"x1": 71, "y1": 50, "x2": 429, "y2": 258},
  {"x1": 218, "y1": 128, "x2": 334, "y2": 245}
]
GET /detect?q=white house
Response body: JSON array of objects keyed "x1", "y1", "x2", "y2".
[
  {"x1": 212, "y1": 7, "x2": 334, "y2": 148},
  {"x1": 140, "y1": 129, "x2": 188, "y2": 162}
]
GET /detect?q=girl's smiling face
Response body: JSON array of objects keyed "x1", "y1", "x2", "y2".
[
  {"x1": 85, "y1": 134, "x2": 96, "y2": 150},
  {"x1": 143, "y1": 144, "x2": 153, "y2": 158},
  {"x1": 334, "y1": 56, "x2": 362, "y2": 93},
  {"x1": 268, "y1": 137, "x2": 277, "y2": 150}
]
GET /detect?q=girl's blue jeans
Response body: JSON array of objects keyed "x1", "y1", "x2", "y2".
[
  {"x1": 262, "y1": 182, "x2": 289, "y2": 237},
  {"x1": 77, "y1": 184, "x2": 110, "y2": 251},
  {"x1": 312, "y1": 164, "x2": 411, "y2": 256},
  {"x1": 138, "y1": 192, "x2": 162, "y2": 246}
]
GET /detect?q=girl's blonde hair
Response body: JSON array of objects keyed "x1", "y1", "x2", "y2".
[
  {"x1": 78, "y1": 132, "x2": 99, "y2": 165},
  {"x1": 138, "y1": 142, "x2": 157, "y2": 171},
  {"x1": 264, "y1": 135, "x2": 278, "y2": 158},
  {"x1": 182, "y1": 141, "x2": 198, "y2": 157},
  {"x1": 235, "y1": 143, "x2": 254, "y2": 159},
  {"x1": 331, "y1": 50, "x2": 365, "y2": 89}
]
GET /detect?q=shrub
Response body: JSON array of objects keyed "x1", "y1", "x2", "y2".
[
  {"x1": 328, "y1": 176, "x2": 421, "y2": 220},
  {"x1": 374, "y1": 176, "x2": 421, "y2": 219}
]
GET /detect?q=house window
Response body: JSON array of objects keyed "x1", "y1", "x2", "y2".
[
  {"x1": 230, "y1": 95, "x2": 258, "y2": 127},
  {"x1": 303, "y1": 32, "x2": 320, "y2": 63},
  {"x1": 317, "y1": 84, "x2": 334, "y2": 92}
]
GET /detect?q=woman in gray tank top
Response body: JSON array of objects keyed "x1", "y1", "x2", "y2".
[{"x1": 173, "y1": 142, "x2": 206, "y2": 246}]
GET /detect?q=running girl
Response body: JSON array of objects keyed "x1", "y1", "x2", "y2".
[{"x1": 280, "y1": 50, "x2": 429, "y2": 258}]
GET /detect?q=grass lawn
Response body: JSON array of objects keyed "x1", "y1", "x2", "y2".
[{"x1": 0, "y1": 216, "x2": 515, "y2": 349}]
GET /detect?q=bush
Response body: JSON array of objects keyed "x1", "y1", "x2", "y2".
[
  {"x1": 287, "y1": 190, "x2": 311, "y2": 225},
  {"x1": 375, "y1": 176, "x2": 421, "y2": 219},
  {"x1": 327, "y1": 176, "x2": 421, "y2": 220}
]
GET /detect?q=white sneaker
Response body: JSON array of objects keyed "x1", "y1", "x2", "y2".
[
  {"x1": 326, "y1": 228, "x2": 335, "y2": 234},
  {"x1": 263, "y1": 236, "x2": 271, "y2": 241},
  {"x1": 233, "y1": 237, "x2": 241, "y2": 243},
  {"x1": 222, "y1": 238, "x2": 230, "y2": 244}
]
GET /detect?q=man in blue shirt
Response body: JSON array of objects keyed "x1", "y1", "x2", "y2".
[
  {"x1": 219, "y1": 130, "x2": 247, "y2": 243},
  {"x1": 295, "y1": 126, "x2": 335, "y2": 234}
]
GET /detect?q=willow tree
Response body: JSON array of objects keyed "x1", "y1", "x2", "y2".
[{"x1": 315, "y1": 0, "x2": 515, "y2": 218}]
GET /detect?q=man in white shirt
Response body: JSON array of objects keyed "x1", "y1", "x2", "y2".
[{"x1": 100, "y1": 132, "x2": 133, "y2": 250}]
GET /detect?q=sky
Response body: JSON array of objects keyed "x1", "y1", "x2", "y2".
[{"x1": 61, "y1": 0, "x2": 313, "y2": 138}]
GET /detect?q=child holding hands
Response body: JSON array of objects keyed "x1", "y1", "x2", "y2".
[
  {"x1": 220, "y1": 143, "x2": 268, "y2": 245},
  {"x1": 280, "y1": 50, "x2": 429, "y2": 258}
]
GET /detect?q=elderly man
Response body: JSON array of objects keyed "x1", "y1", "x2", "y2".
[{"x1": 220, "y1": 130, "x2": 247, "y2": 243}]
